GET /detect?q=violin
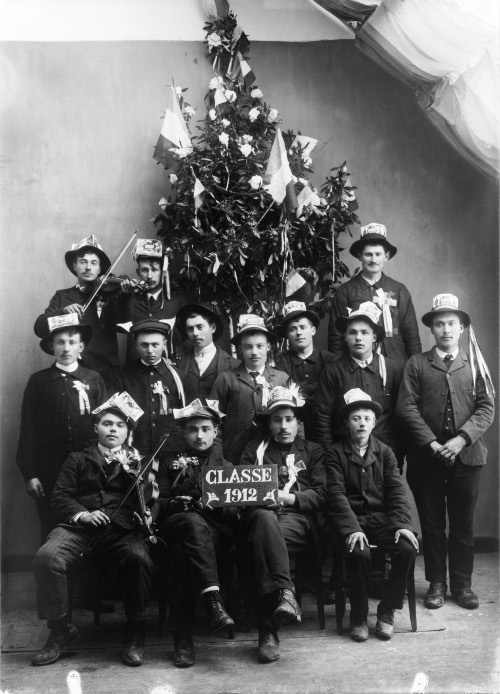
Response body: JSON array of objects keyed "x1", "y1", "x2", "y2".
[
  {"x1": 133, "y1": 454, "x2": 160, "y2": 544},
  {"x1": 79, "y1": 274, "x2": 148, "y2": 296}
]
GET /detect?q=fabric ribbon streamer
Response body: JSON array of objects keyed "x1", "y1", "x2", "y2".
[
  {"x1": 72, "y1": 381, "x2": 90, "y2": 415},
  {"x1": 164, "y1": 360, "x2": 187, "y2": 407},
  {"x1": 256, "y1": 435, "x2": 271, "y2": 465},
  {"x1": 468, "y1": 325, "x2": 495, "y2": 398},
  {"x1": 283, "y1": 454, "x2": 298, "y2": 494},
  {"x1": 378, "y1": 353, "x2": 387, "y2": 388},
  {"x1": 152, "y1": 381, "x2": 168, "y2": 414},
  {"x1": 373, "y1": 288, "x2": 396, "y2": 337}
]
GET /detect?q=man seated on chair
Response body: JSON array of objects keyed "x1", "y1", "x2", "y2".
[
  {"x1": 157, "y1": 398, "x2": 235, "y2": 668},
  {"x1": 32, "y1": 392, "x2": 154, "y2": 667},
  {"x1": 239, "y1": 386, "x2": 326, "y2": 663},
  {"x1": 326, "y1": 389, "x2": 419, "y2": 642}
]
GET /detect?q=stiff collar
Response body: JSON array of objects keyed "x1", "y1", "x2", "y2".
[
  {"x1": 54, "y1": 361, "x2": 79, "y2": 373},
  {"x1": 436, "y1": 346, "x2": 459, "y2": 360},
  {"x1": 98, "y1": 443, "x2": 124, "y2": 461},
  {"x1": 348, "y1": 354, "x2": 376, "y2": 373},
  {"x1": 147, "y1": 288, "x2": 162, "y2": 300},
  {"x1": 49, "y1": 362, "x2": 85, "y2": 381},
  {"x1": 351, "y1": 353, "x2": 374, "y2": 369},
  {"x1": 194, "y1": 341, "x2": 216, "y2": 359}
]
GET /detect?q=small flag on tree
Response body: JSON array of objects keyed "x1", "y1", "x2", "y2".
[
  {"x1": 296, "y1": 184, "x2": 323, "y2": 218},
  {"x1": 230, "y1": 51, "x2": 255, "y2": 87},
  {"x1": 291, "y1": 135, "x2": 318, "y2": 161},
  {"x1": 153, "y1": 86, "x2": 192, "y2": 170},
  {"x1": 194, "y1": 177, "x2": 206, "y2": 210},
  {"x1": 341, "y1": 175, "x2": 359, "y2": 211},
  {"x1": 263, "y1": 128, "x2": 298, "y2": 214}
]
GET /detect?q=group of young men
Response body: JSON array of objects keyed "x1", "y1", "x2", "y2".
[{"x1": 16, "y1": 224, "x2": 495, "y2": 669}]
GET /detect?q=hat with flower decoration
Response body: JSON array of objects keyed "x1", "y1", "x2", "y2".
[
  {"x1": 173, "y1": 398, "x2": 226, "y2": 424},
  {"x1": 276, "y1": 301, "x2": 320, "y2": 336},
  {"x1": 421, "y1": 293, "x2": 470, "y2": 328},
  {"x1": 230, "y1": 313, "x2": 278, "y2": 344},
  {"x1": 131, "y1": 238, "x2": 164, "y2": 263},
  {"x1": 337, "y1": 388, "x2": 383, "y2": 421},
  {"x1": 92, "y1": 391, "x2": 144, "y2": 430},
  {"x1": 335, "y1": 301, "x2": 386, "y2": 342},
  {"x1": 39, "y1": 314, "x2": 93, "y2": 355},
  {"x1": 64, "y1": 234, "x2": 111, "y2": 275},
  {"x1": 258, "y1": 385, "x2": 306, "y2": 421},
  {"x1": 349, "y1": 223, "x2": 397, "y2": 259}
]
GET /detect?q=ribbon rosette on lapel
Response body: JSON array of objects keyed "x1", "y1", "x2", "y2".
[
  {"x1": 152, "y1": 380, "x2": 169, "y2": 414},
  {"x1": 72, "y1": 380, "x2": 91, "y2": 415},
  {"x1": 255, "y1": 374, "x2": 272, "y2": 408},
  {"x1": 373, "y1": 289, "x2": 396, "y2": 337},
  {"x1": 108, "y1": 448, "x2": 141, "y2": 474},
  {"x1": 283, "y1": 453, "x2": 298, "y2": 494}
]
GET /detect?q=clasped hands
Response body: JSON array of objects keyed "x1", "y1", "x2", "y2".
[{"x1": 429, "y1": 436, "x2": 466, "y2": 466}]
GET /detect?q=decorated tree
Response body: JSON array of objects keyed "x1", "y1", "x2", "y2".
[{"x1": 152, "y1": 6, "x2": 359, "y2": 333}]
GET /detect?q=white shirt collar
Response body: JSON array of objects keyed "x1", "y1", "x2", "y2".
[
  {"x1": 55, "y1": 361, "x2": 79, "y2": 373},
  {"x1": 352, "y1": 353, "x2": 374, "y2": 368},
  {"x1": 436, "y1": 347, "x2": 459, "y2": 360},
  {"x1": 147, "y1": 288, "x2": 162, "y2": 300},
  {"x1": 246, "y1": 366, "x2": 266, "y2": 376},
  {"x1": 297, "y1": 346, "x2": 314, "y2": 360},
  {"x1": 98, "y1": 443, "x2": 123, "y2": 460},
  {"x1": 141, "y1": 358, "x2": 162, "y2": 366},
  {"x1": 194, "y1": 341, "x2": 216, "y2": 358}
]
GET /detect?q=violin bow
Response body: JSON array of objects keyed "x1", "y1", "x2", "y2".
[
  {"x1": 81, "y1": 230, "x2": 138, "y2": 314},
  {"x1": 81, "y1": 433, "x2": 169, "y2": 556}
]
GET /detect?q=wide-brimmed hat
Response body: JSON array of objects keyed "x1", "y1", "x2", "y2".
[
  {"x1": 173, "y1": 398, "x2": 225, "y2": 424},
  {"x1": 349, "y1": 223, "x2": 397, "y2": 259},
  {"x1": 175, "y1": 303, "x2": 224, "y2": 342},
  {"x1": 64, "y1": 235, "x2": 111, "y2": 275},
  {"x1": 258, "y1": 385, "x2": 306, "y2": 421},
  {"x1": 276, "y1": 301, "x2": 320, "y2": 337},
  {"x1": 421, "y1": 293, "x2": 471, "y2": 328},
  {"x1": 131, "y1": 238, "x2": 164, "y2": 263},
  {"x1": 116, "y1": 318, "x2": 175, "y2": 337},
  {"x1": 230, "y1": 314, "x2": 278, "y2": 345},
  {"x1": 335, "y1": 302, "x2": 386, "y2": 342},
  {"x1": 337, "y1": 388, "x2": 383, "y2": 421},
  {"x1": 92, "y1": 391, "x2": 144, "y2": 428},
  {"x1": 39, "y1": 314, "x2": 93, "y2": 355}
]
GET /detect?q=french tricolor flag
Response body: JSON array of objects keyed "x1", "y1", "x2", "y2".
[
  {"x1": 263, "y1": 128, "x2": 298, "y2": 215},
  {"x1": 153, "y1": 86, "x2": 191, "y2": 170}
]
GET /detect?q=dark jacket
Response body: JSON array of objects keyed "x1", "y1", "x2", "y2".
[
  {"x1": 51, "y1": 444, "x2": 149, "y2": 529},
  {"x1": 176, "y1": 347, "x2": 239, "y2": 402},
  {"x1": 16, "y1": 364, "x2": 107, "y2": 490},
  {"x1": 312, "y1": 353, "x2": 403, "y2": 454},
  {"x1": 34, "y1": 286, "x2": 120, "y2": 372},
  {"x1": 326, "y1": 436, "x2": 413, "y2": 538},
  {"x1": 327, "y1": 272, "x2": 421, "y2": 370},
  {"x1": 274, "y1": 348, "x2": 335, "y2": 439},
  {"x1": 114, "y1": 359, "x2": 186, "y2": 458},
  {"x1": 209, "y1": 364, "x2": 290, "y2": 464},
  {"x1": 240, "y1": 436, "x2": 326, "y2": 515},
  {"x1": 396, "y1": 347, "x2": 495, "y2": 466}
]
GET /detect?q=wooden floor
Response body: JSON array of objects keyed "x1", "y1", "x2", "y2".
[{"x1": 1, "y1": 553, "x2": 499, "y2": 694}]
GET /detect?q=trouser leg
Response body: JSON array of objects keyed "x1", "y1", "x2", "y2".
[
  {"x1": 169, "y1": 545, "x2": 197, "y2": 634},
  {"x1": 35, "y1": 497, "x2": 56, "y2": 546},
  {"x1": 278, "y1": 512, "x2": 311, "y2": 560},
  {"x1": 345, "y1": 544, "x2": 371, "y2": 623},
  {"x1": 447, "y1": 462, "x2": 481, "y2": 591}
]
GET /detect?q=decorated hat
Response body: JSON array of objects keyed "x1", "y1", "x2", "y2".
[
  {"x1": 64, "y1": 234, "x2": 111, "y2": 275},
  {"x1": 173, "y1": 398, "x2": 226, "y2": 424},
  {"x1": 337, "y1": 388, "x2": 383, "y2": 421},
  {"x1": 131, "y1": 238, "x2": 164, "y2": 263},
  {"x1": 349, "y1": 223, "x2": 397, "y2": 259},
  {"x1": 421, "y1": 293, "x2": 471, "y2": 328},
  {"x1": 175, "y1": 303, "x2": 224, "y2": 342},
  {"x1": 39, "y1": 314, "x2": 93, "y2": 355},
  {"x1": 92, "y1": 391, "x2": 144, "y2": 428},
  {"x1": 335, "y1": 301, "x2": 386, "y2": 341},
  {"x1": 276, "y1": 301, "x2": 320, "y2": 336},
  {"x1": 259, "y1": 385, "x2": 306, "y2": 420},
  {"x1": 230, "y1": 314, "x2": 278, "y2": 344},
  {"x1": 116, "y1": 318, "x2": 175, "y2": 337}
]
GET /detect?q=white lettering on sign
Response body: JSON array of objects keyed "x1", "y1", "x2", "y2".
[
  {"x1": 205, "y1": 467, "x2": 272, "y2": 485},
  {"x1": 202, "y1": 464, "x2": 278, "y2": 508}
]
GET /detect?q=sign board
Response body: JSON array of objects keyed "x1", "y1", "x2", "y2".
[{"x1": 201, "y1": 464, "x2": 278, "y2": 508}]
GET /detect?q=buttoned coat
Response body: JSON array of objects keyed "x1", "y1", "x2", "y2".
[
  {"x1": 327, "y1": 272, "x2": 421, "y2": 370},
  {"x1": 16, "y1": 364, "x2": 107, "y2": 490},
  {"x1": 312, "y1": 353, "x2": 403, "y2": 454},
  {"x1": 326, "y1": 436, "x2": 413, "y2": 538},
  {"x1": 176, "y1": 347, "x2": 239, "y2": 402},
  {"x1": 396, "y1": 347, "x2": 495, "y2": 466},
  {"x1": 34, "y1": 287, "x2": 120, "y2": 372},
  {"x1": 209, "y1": 364, "x2": 290, "y2": 464}
]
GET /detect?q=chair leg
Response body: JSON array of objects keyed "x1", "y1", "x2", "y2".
[
  {"x1": 315, "y1": 560, "x2": 325, "y2": 630},
  {"x1": 294, "y1": 555, "x2": 303, "y2": 607},
  {"x1": 407, "y1": 567, "x2": 417, "y2": 632},
  {"x1": 334, "y1": 555, "x2": 346, "y2": 635}
]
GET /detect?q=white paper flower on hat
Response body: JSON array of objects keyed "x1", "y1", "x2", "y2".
[
  {"x1": 284, "y1": 301, "x2": 307, "y2": 316},
  {"x1": 343, "y1": 388, "x2": 372, "y2": 406},
  {"x1": 287, "y1": 382, "x2": 306, "y2": 407},
  {"x1": 361, "y1": 223, "x2": 387, "y2": 238}
]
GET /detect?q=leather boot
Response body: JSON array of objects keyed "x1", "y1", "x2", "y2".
[
  {"x1": 173, "y1": 632, "x2": 196, "y2": 668},
  {"x1": 273, "y1": 588, "x2": 301, "y2": 627},
  {"x1": 204, "y1": 591, "x2": 234, "y2": 632},
  {"x1": 257, "y1": 627, "x2": 280, "y2": 663},
  {"x1": 424, "y1": 582, "x2": 447, "y2": 609},
  {"x1": 32, "y1": 616, "x2": 79, "y2": 666},
  {"x1": 122, "y1": 621, "x2": 145, "y2": 667}
]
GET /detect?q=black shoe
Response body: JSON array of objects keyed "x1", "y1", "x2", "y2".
[
  {"x1": 349, "y1": 621, "x2": 368, "y2": 642},
  {"x1": 424, "y1": 582, "x2": 447, "y2": 609},
  {"x1": 122, "y1": 622, "x2": 145, "y2": 667},
  {"x1": 32, "y1": 623, "x2": 79, "y2": 666},
  {"x1": 375, "y1": 604, "x2": 395, "y2": 640},
  {"x1": 273, "y1": 588, "x2": 301, "y2": 626},
  {"x1": 174, "y1": 633, "x2": 196, "y2": 668},
  {"x1": 452, "y1": 587, "x2": 479, "y2": 609},
  {"x1": 257, "y1": 627, "x2": 280, "y2": 663},
  {"x1": 204, "y1": 591, "x2": 234, "y2": 632}
]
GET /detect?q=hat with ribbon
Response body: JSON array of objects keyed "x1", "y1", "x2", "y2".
[
  {"x1": 175, "y1": 303, "x2": 224, "y2": 342},
  {"x1": 39, "y1": 314, "x2": 93, "y2": 355},
  {"x1": 276, "y1": 301, "x2": 320, "y2": 336},
  {"x1": 64, "y1": 234, "x2": 111, "y2": 275},
  {"x1": 230, "y1": 314, "x2": 278, "y2": 344},
  {"x1": 421, "y1": 293, "x2": 470, "y2": 328},
  {"x1": 349, "y1": 223, "x2": 397, "y2": 259},
  {"x1": 335, "y1": 301, "x2": 385, "y2": 342},
  {"x1": 131, "y1": 238, "x2": 163, "y2": 263},
  {"x1": 337, "y1": 388, "x2": 383, "y2": 421},
  {"x1": 173, "y1": 398, "x2": 226, "y2": 424},
  {"x1": 92, "y1": 391, "x2": 144, "y2": 429},
  {"x1": 259, "y1": 385, "x2": 306, "y2": 421}
]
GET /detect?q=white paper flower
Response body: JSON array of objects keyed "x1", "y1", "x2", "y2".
[
  {"x1": 175, "y1": 86, "x2": 183, "y2": 96},
  {"x1": 173, "y1": 146, "x2": 192, "y2": 160},
  {"x1": 209, "y1": 109, "x2": 217, "y2": 121},
  {"x1": 251, "y1": 88, "x2": 263, "y2": 99},
  {"x1": 219, "y1": 132, "x2": 229, "y2": 147},
  {"x1": 298, "y1": 177, "x2": 309, "y2": 187},
  {"x1": 267, "y1": 108, "x2": 279, "y2": 122},
  {"x1": 183, "y1": 105, "x2": 195, "y2": 117},
  {"x1": 248, "y1": 107, "x2": 260, "y2": 122},
  {"x1": 242, "y1": 134, "x2": 253, "y2": 143},
  {"x1": 207, "y1": 32, "x2": 222, "y2": 48},
  {"x1": 250, "y1": 175, "x2": 263, "y2": 190},
  {"x1": 169, "y1": 174, "x2": 178, "y2": 185},
  {"x1": 303, "y1": 156, "x2": 313, "y2": 167},
  {"x1": 209, "y1": 76, "x2": 223, "y2": 90},
  {"x1": 158, "y1": 197, "x2": 169, "y2": 210},
  {"x1": 224, "y1": 89, "x2": 237, "y2": 103},
  {"x1": 221, "y1": 118, "x2": 230, "y2": 127},
  {"x1": 239, "y1": 143, "x2": 252, "y2": 158}
]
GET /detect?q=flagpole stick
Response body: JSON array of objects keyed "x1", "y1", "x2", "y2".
[
  {"x1": 257, "y1": 201, "x2": 274, "y2": 225},
  {"x1": 228, "y1": 311, "x2": 237, "y2": 358}
]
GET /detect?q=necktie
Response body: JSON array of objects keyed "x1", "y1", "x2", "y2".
[
  {"x1": 249, "y1": 371, "x2": 259, "y2": 385},
  {"x1": 148, "y1": 295, "x2": 155, "y2": 307},
  {"x1": 444, "y1": 354, "x2": 453, "y2": 370}
]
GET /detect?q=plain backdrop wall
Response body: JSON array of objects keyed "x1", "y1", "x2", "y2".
[{"x1": 1, "y1": 37, "x2": 498, "y2": 566}]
